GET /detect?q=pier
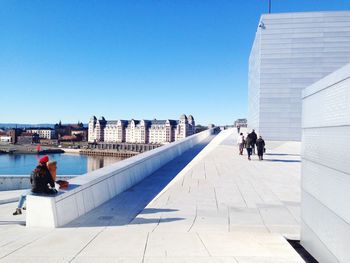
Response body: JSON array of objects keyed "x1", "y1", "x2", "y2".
[
  {"x1": 89, "y1": 142, "x2": 162, "y2": 153},
  {"x1": 80, "y1": 149, "x2": 138, "y2": 158},
  {"x1": 0, "y1": 144, "x2": 64, "y2": 155}
]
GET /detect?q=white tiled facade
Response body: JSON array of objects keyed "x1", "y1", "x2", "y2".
[
  {"x1": 26, "y1": 128, "x2": 56, "y2": 139},
  {"x1": 103, "y1": 120, "x2": 126, "y2": 143},
  {"x1": 0, "y1": 136, "x2": 12, "y2": 143},
  {"x1": 125, "y1": 120, "x2": 149, "y2": 144},
  {"x1": 149, "y1": 120, "x2": 174, "y2": 144},
  {"x1": 301, "y1": 62, "x2": 350, "y2": 263},
  {"x1": 88, "y1": 114, "x2": 195, "y2": 144},
  {"x1": 88, "y1": 116, "x2": 106, "y2": 142},
  {"x1": 175, "y1": 114, "x2": 195, "y2": 141},
  {"x1": 248, "y1": 11, "x2": 350, "y2": 141}
]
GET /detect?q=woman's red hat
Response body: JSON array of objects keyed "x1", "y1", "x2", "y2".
[{"x1": 39, "y1": 155, "x2": 49, "y2": 164}]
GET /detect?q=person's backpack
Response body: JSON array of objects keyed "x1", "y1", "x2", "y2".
[{"x1": 56, "y1": 180, "x2": 69, "y2": 189}]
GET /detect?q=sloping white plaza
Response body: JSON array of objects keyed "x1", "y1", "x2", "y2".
[{"x1": 0, "y1": 130, "x2": 304, "y2": 262}]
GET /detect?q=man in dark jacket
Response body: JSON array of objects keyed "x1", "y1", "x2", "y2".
[
  {"x1": 256, "y1": 136, "x2": 266, "y2": 160},
  {"x1": 245, "y1": 133, "x2": 253, "y2": 160},
  {"x1": 250, "y1": 129, "x2": 257, "y2": 154}
]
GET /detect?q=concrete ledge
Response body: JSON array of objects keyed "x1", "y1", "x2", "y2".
[
  {"x1": 0, "y1": 189, "x2": 24, "y2": 205},
  {"x1": 0, "y1": 175, "x2": 75, "y2": 191},
  {"x1": 27, "y1": 195, "x2": 58, "y2": 228},
  {"x1": 26, "y1": 128, "x2": 217, "y2": 228}
]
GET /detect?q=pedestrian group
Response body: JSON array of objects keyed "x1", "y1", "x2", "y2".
[{"x1": 237, "y1": 129, "x2": 265, "y2": 161}]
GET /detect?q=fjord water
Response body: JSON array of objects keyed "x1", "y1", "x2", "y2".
[{"x1": 0, "y1": 153, "x2": 121, "y2": 175}]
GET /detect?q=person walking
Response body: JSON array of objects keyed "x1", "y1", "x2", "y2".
[
  {"x1": 237, "y1": 125, "x2": 241, "y2": 134},
  {"x1": 245, "y1": 133, "x2": 253, "y2": 160},
  {"x1": 256, "y1": 136, "x2": 266, "y2": 161},
  {"x1": 250, "y1": 129, "x2": 257, "y2": 154},
  {"x1": 13, "y1": 156, "x2": 57, "y2": 216},
  {"x1": 237, "y1": 132, "x2": 245, "y2": 155}
]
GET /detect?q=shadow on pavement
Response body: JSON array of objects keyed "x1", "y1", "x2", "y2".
[
  {"x1": 265, "y1": 159, "x2": 301, "y2": 163},
  {"x1": 139, "y1": 208, "x2": 179, "y2": 214},
  {"x1": 0, "y1": 220, "x2": 25, "y2": 226},
  {"x1": 129, "y1": 216, "x2": 184, "y2": 225},
  {"x1": 265, "y1": 153, "x2": 300, "y2": 157},
  {"x1": 287, "y1": 239, "x2": 319, "y2": 263},
  {"x1": 64, "y1": 136, "x2": 214, "y2": 228}
]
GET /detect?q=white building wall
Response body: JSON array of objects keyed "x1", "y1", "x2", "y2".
[
  {"x1": 95, "y1": 123, "x2": 102, "y2": 142},
  {"x1": 88, "y1": 124, "x2": 96, "y2": 143},
  {"x1": 88, "y1": 115, "x2": 194, "y2": 144},
  {"x1": 249, "y1": 11, "x2": 350, "y2": 141},
  {"x1": 301, "y1": 62, "x2": 350, "y2": 263},
  {"x1": 88, "y1": 116, "x2": 97, "y2": 143},
  {"x1": 116, "y1": 121, "x2": 125, "y2": 142},
  {"x1": 104, "y1": 122, "x2": 119, "y2": 143},
  {"x1": 134, "y1": 127, "x2": 143, "y2": 143},
  {"x1": 27, "y1": 129, "x2": 55, "y2": 139},
  {"x1": 248, "y1": 26, "x2": 261, "y2": 133},
  {"x1": 125, "y1": 121, "x2": 135, "y2": 143},
  {"x1": 149, "y1": 126, "x2": 167, "y2": 144},
  {"x1": 0, "y1": 136, "x2": 12, "y2": 143}
]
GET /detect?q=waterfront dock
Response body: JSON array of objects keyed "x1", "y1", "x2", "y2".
[
  {"x1": 80, "y1": 149, "x2": 138, "y2": 158},
  {"x1": 0, "y1": 129, "x2": 304, "y2": 262},
  {"x1": 0, "y1": 144, "x2": 64, "y2": 155}
]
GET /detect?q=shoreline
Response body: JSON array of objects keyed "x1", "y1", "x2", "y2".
[
  {"x1": 7, "y1": 149, "x2": 65, "y2": 155},
  {"x1": 0, "y1": 145, "x2": 141, "y2": 158},
  {"x1": 80, "y1": 149, "x2": 138, "y2": 158},
  {"x1": 60, "y1": 148, "x2": 81, "y2": 154},
  {"x1": 0, "y1": 144, "x2": 64, "y2": 155}
]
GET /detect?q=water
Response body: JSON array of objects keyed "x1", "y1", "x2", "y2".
[{"x1": 0, "y1": 153, "x2": 122, "y2": 176}]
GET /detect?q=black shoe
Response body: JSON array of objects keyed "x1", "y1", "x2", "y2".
[{"x1": 13, "y1": 208, "x2": 22, "y2": 216}]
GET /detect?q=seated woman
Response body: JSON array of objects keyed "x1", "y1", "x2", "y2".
[{"x1": 13, "y1": 156, "x2": 57, "y2": 216}]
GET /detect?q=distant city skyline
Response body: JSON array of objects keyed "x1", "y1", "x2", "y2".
[{"x1": 1, "y1": 1, "x2": 350, "y2": 125}]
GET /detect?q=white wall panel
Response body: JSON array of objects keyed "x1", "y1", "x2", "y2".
[
  {"x1": 301, "y1": 62, "x2": 350, "y2": 262},
  {"x1": 302, "y1": 192, "x2": 350, "y2": 262},
  {"x1": 301, "y1": 221, "x2": 340, "y2": 263},
  {"x1": 302, "y1": 160, "x2": 350, "y2": 224},
  {"x1": 302, "y1": 127, "x2": 350, "y2": 174},
  {"x1": 248, "y1": 11, "x2": 350, "y2": 141},
  {"x1": 248, "y1": 27, "x2": 261, "y2": 133}
]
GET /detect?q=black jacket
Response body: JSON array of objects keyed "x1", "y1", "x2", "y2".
[
  {"x1": 30, "y1": 165, "x2": 56, "y2": 194},
  {"x1": 256, "y1": 138, "x2": 265, "y2": 150},
  {"x1": 250, "y1": 131, "x2": 257, "y2": 144},
  {"x1": 245, "y1": 135, "x2": 253, "y2": 148}
]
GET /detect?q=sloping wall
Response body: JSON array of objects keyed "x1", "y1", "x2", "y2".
[
  {"x1": 301, "y1": 62, "x2": 350, "y2": 262},
  {"x1": 26, "y1": 128, "x2": 217, "y2": 227}
]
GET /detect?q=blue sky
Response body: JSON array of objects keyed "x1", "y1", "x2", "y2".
[{"x1": 1, "y1": 0, "x2": 350, "y2": 125}]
